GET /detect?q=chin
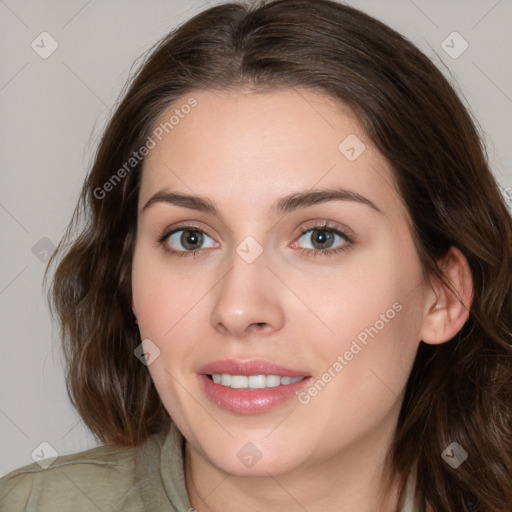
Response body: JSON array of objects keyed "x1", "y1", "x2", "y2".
[{"x1": 205, "y1": 443, "x2": 305, "y2": 477}]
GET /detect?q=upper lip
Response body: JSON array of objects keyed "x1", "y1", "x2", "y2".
[{"x1": 198, "y1": 359, "x2": 309, "y2": 378}]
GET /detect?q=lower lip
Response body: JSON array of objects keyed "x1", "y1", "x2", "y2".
[{"x1": 199, "y1": 374, "x2": 311, "y2": 414}]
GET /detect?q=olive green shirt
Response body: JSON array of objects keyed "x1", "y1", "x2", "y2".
[{"x1": 0, "y1": 422, "x2": 416, "y2": 511}]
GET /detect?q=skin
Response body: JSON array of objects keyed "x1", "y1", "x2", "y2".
[{"x1": 131, "y1": 88, "x2": 473, "y2": 512}]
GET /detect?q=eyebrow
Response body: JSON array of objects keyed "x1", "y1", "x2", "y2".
[{"x1": 141, "y1": 187, "x2": 383, "y2": 217}]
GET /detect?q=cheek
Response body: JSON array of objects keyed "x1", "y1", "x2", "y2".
[
  {"x1": 131, "y1": 242, "x2": 202, "y2": 338},
  {"x1": 131, "y1": 245, "x2": 221, "y2": 394},
  {"x1": 131, "y1": 252, "x2": 178, "y2": 363},
  {"x1": 296, "y1": 247, "x2": 415, "y2": 346},
  {"x1": 295, "y1": 285, "x2": 421, "y2": 452},
  {"x1": 131, "y1": 248, "x2": 203, "y2": 407},
  {"x1": 295, "y1": 236, "x2": 423, "y2": 387}
]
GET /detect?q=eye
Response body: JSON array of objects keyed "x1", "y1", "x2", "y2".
[
  {"x1": 158, "y1": 221, "x2": 353, "y2": 259},
  {"x1": 160, "y1": 227, "x2": 218, "y2": 256},
  {"x1": 292, "y1": 222, "x2": 353, "y2": 257}
]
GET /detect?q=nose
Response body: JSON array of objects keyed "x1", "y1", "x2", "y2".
[{"x1": 210, "y1": 248, "x2": 286, "y2": 339}]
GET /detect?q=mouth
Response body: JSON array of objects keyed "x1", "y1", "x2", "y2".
[{"x1": 198, "y1": 359, "x2": 311, "y2": 414}]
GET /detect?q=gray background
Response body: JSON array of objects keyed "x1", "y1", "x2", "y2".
[{"x1": 1, "y1": 0, "x2": 511, "y2": 477}]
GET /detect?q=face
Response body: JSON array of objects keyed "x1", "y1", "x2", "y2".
[{"x1": 131, "y1": 88, "x2": 428, "y2": 477}]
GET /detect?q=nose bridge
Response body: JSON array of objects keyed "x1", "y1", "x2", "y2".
[{"x1": 210, "y1": 241, "x2": 285, "y2": 337}]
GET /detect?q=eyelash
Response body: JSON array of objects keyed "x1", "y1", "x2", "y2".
[{"x1": 157, "y1": 221, "x2": 354, "y2": 259}]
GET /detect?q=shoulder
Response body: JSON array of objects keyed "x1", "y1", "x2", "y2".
[{"x1": 0, "y1": 442, "x2": 147, "y2": 512}]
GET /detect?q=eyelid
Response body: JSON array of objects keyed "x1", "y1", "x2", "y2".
[
  {"x1": 157, "y1": 220, "x2": 217, "y2": 243},
  {"x1": 292, "y1": 219, "x2": 354, "y2": 242}
]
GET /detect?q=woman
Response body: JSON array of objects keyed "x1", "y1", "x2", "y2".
[{"x1": 1, "y1": 0, "x2": 510, "y2": 511}]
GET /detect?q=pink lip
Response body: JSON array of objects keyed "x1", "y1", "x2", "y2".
[
  {"x1": 198, "y1": 359, "x2": 308, "y2": 377},
  {"x1": 197, "y1": 359, "x2": 311, "y2": 415}
]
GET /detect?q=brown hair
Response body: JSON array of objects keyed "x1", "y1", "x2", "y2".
[{"x1": 45, "y1": 1, "x2": 512, "y2": 510}]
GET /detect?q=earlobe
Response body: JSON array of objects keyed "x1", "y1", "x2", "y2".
[{"x1": 420, "y1": 246, "x2": 473, "y2": 345}]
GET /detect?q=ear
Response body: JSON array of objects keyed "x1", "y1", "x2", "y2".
[{"x1": 419, "y1": 246, "x2": 474, "y2": 345}]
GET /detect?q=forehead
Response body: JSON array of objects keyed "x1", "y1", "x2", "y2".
[{"x1": 139, "y1": 88, "x2": 401, "y2": 217}]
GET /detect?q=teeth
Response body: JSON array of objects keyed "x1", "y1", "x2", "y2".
[
  {"x1": 248, "y1": 375, "x2": 266, "y2": 388},
  {"x1": 231, "y1": 375, "x2": 248, "y2": 388},
  {"x1": 210, "y1": 374, "x2": 304, "y2": 389},
  {"x1": 266, "y1": 375, "x2": 281, "y2": 387}
]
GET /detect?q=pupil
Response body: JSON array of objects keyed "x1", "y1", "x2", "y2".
[
  {"x1": 181, "y1": 230, "x2": 202, "y2": 250},
  {"x1": 313, "y1": 230, "x2": 333, "y2": 249}
]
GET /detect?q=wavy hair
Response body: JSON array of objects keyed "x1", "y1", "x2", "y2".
[{"x1": 45, "y1": 1, "x2": 512, "y2": 510}]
